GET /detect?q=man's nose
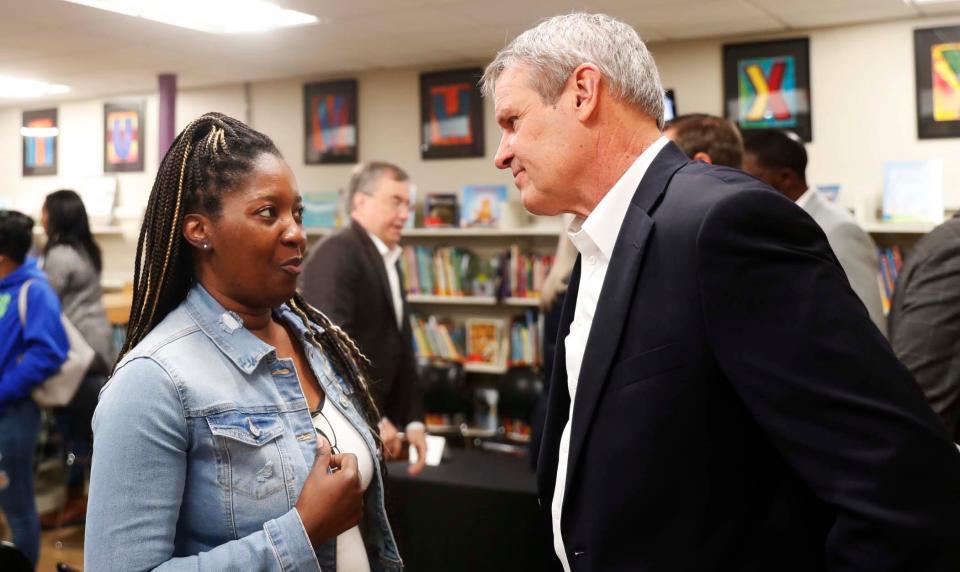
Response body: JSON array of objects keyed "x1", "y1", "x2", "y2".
[{"x1": 494, "y1": 131, "x2": 513, "y2": 170}]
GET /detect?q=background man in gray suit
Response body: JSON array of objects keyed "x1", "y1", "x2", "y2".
[
  {"x1": 743, "y1": 128, "x2": 886, "y2": 336},
  {"x1": 889, "y1": 215, "x2": 960, "y2": 442}
]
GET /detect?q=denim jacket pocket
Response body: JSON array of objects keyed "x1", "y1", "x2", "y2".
[{"x1": 207, "y1": 411, "x2": 289, "y2": 502}]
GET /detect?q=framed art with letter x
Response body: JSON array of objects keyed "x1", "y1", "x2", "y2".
[
  {"x1": 723, "y1": 38, "x2": 812, "y2": 142},
  {"x1": 915, "y1": 26, "x2": 960, "y2": 139}
]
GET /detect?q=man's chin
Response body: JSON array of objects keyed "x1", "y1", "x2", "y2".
[{"x1": 519, "y1": 189, "x2": 559, "y2": 217}]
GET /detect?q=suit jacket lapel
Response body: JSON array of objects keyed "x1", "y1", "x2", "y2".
[
  {"x1": 537, "y1": 258, "x2": 582, "y2": 497},
  {"x1": 563, "y1": 142, "x2": 690, "y2": 495},
  {"x1": 351, "y1": 221, "x2": 398, "y2": 328}
]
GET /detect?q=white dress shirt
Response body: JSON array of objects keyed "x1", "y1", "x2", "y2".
[
  {"x1": 551, "y1": 136, "x2": 670, "y2": 571},
  {"x1": 366, "y1": 231, "x2": 404, "y2": 330}
]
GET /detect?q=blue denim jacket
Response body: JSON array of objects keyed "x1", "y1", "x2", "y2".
[{"x1": 85, "y1": 284, "x2": 402, "y2": 571}]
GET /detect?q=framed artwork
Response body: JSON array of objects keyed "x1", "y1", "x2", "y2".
[
  {"x1": 915, "y1": 26, "x2": 960, "y2": 139},
  {"x1": 722, "y1": 38, "x2": 812, "y2": 142},
  {"x1": 104, "y1": 100, "x2": 145, "y2": 172},
  {"x1": 22, "y1": 108, "x2": 58, "y2": 177},
  {"x1": 304, "y1": 79, "x2": 358, "y2": 164},
  {"x1": 419, "y1": 68, "x2": 484, "y2": 159}
]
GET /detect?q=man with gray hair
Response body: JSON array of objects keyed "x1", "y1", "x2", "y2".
[
  {"x1": 301, "y1": 161, "x2": 427, "y2": 475},
  {"x1": 484, "y1": 13, "x2": 960, "y2": 571}
]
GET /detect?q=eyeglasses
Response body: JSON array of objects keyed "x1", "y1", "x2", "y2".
[{"x1": 310, "y1": 408, "x2": 341, "y2": 456}]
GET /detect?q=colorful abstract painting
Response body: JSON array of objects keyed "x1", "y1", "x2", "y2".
[
  {"x1": 915, "y1": 27, "x2": 960, "y2": 138},
  {"x1": 304, "y1": 80, "x2": 357, "y2": 164},
  {"x1": 104, "y1": 101, "x2": 144, "y2": 172},
  {"x1": 723, "y1": 38, "x2": 811, "y2": 141},
  {"x1": 931, "y1": 42, "x2": 960, "y2": 122},
  {"x1": 737, "y1": 56, "x2": 798, "y2": 129},
  {"x1": 420, "y1": 69, "x2": 484, "y2": 159},
  {"x1": 22, "y1": 108, "x2": 58, "y2": 176}
]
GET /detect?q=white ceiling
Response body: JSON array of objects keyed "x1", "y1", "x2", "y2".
[{"x1": 1, "y1": 0, "x2": 958, "y2": 106}]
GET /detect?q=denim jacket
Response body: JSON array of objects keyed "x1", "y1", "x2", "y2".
[{"x1": 85, "y1": 284, "x2": 402, "y2": 571}]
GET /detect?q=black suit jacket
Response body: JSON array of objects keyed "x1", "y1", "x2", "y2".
[
  {"x1": 300, "y1": 220, "x2": 423, "y2": 426},
  {"x1": 539, "y1": 142, "x2": 960, "y2": 571},
  {"x1": 889, "y1": 214, "x2": 960, "y2": 442}
]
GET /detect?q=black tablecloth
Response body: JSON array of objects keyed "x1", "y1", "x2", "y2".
[{"x1": 386, "y1": 447, "x2": 561, "y2": 572}]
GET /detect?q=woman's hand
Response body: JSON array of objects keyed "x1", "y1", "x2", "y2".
[{"x1": 294, "y1": 436, "x2": 364, "y2": 547}]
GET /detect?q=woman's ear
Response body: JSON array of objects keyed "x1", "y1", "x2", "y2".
[{"x1": 183, "y1": 213, "x2": 212, "y2": 251}]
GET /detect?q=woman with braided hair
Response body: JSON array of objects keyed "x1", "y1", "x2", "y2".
[{"x1": 85, "y1": 113, "x2": 401, "y2": 571}]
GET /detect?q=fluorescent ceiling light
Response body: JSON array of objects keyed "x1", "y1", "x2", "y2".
[
  {"x1": 906, "y1": 0, "x2": 960, "y2": 5},
  {"x1": 0, "y1": 76, "x2": 70, "y2": 99},
  {"x1": 62, "y1": 0, "x2": 320, "y2": 34},
  {"x1": 20, "y1": 127, "x2": 61, "y2": 137}
]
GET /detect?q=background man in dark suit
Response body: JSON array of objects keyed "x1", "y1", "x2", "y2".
[
  {"x1": 889, "y1": 214, "x2": 960, "y2": 443},
  {"x1": 301, "y1": 162, "x2": 426, "y2": 475},
  {"x1": 482, "y1": 12, "x2": 960, "y2": 571}
]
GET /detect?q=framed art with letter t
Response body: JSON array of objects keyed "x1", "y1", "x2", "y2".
[
  {"x1": 420, "y1": 68, "x2": 485, "y2": 159},
  {"x1": 723, "y1": 38, "x2": 812, "y2": 142},
  {"x1": 915, "y1": 26, "x2": 960, "y2": 139},
  {"x1": 104, "y1": 100, "x2": 145, "y2": 172}
]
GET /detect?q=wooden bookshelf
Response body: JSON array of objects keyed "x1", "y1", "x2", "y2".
[
  {"x1": 407, "y1": 294, "x2": 498, "y2": 305},
  {"x1": 402, "y1": 226, "x2": 560, "y2": 238},
  {"x1": 862, "y1": 221, "x2": 935, "y2": 235},
  {"x1": 464, "y1": 362, "x2": 509, "y2": 375}
]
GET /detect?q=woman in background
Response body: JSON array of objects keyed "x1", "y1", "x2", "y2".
[
  {"x1": 40, "y1": 189, "x2": 116, "y2": 528},
  {"x1": 85, "y1": 113, "x2": 399, "y2": 571},
  {"x1": 0, "y1": 210, "x2": 68, "y2": 568}
]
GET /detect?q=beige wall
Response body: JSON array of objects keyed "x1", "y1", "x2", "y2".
[
  {"x1": 652, "y1": 14, "x2": 960, "y2": 214},
  {"x1": 2, "y1": 13, "x2": 960, "y2": 285}
]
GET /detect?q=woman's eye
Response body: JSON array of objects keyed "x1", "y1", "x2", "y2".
[
  {"x1": 294, "y1": 206, "x2": 305, "y2": 221},
  {"x1": 258, "y1": 206, "x2": 277, "y2": 218}
]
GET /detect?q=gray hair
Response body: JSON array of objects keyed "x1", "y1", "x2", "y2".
[
  {"x1": 481, "y1": 13, "x2": 665, "y2": 129},
  {"x1": 347, "y1": 161, "x2": 410, "y2": 213}
]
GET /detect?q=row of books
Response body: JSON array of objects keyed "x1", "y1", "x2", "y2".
[
  {"x1": 401, "y1": 246, "x2": 498, "y2": 297},
  {"x1": 400, "y1": 245, "x2": 554, "y2": 299},
  {"x1": 877, "y1": 245, "x2": 904, "y2": 314},
  {"x1": 409, "y1": 312, "x2": 544, "y2": 368}
]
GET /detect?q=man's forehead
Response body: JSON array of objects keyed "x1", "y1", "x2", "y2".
[{"x1": 493, "y1": 67, "x2": 531, "y2": 110}]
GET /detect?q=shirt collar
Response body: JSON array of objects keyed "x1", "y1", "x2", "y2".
[
  {"x1": 366, "y1": 230, "x2": 402, "y2": 264},
  {"x1": 795, "y1": 187, "x2": 815, "y2": 209},
  {"x1": 185, "y1": 283, "x2": 320, "y2": 375},
  {"x1": 567, "y1": 136, "x2": 670, "y2": 261}
]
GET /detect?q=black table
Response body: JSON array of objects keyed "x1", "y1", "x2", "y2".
[{"x1": 386, "y1": 447, "x2": 561, "y2": 572}]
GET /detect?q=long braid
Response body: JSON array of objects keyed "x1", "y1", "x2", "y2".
[{"x1": 287, "y1": 293, "x2": 383, "y2": 447}]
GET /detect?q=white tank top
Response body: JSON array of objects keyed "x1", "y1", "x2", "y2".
[{"x1": 311, "y1": 393, "x2": 374, "y2": 572}]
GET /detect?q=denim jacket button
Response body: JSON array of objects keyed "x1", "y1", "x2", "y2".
[
  {"x1": 339, "y1": 395, "x2": 350, "y2": 408},
  {"x1": 247, "y1": 418, "x2": 261, "y2": 437}
]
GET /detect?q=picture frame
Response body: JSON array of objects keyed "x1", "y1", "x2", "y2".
[
  {"x1": 914, "y1": 26, "x2": 960, "y2": 139},
  {"x1": 419, "y1": 68, "x2": 485, "y2": 159},
  {"x1": 304, "y1": 79, "x2": 358, "y2": 164},
  {"x1": 104, "y1": 100, "x2": 145, "y2": 173},
  {"x1": 22, "y1": 108, "x2": 58, "y2": 177},
  {"x1": 722, "y1": 38, "x2": 812, "y2": 142}
]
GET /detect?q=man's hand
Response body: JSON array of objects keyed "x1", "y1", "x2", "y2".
[
  {"x1": 379, "y1": 418, "x2": 403, "y2": 460},
  {"x1": 406, "y1": 425, "x2": 427, "y2": 476}
]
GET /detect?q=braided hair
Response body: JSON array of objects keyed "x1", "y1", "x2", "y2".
[{"x1": 118, "y1": 112, "x2": 382, "y2": 435}]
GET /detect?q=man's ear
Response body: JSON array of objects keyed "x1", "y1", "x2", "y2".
[
  {"x1": 571, "y1": 63, "x2": 603, "y2": 121},
  {"x1": 183, "y1": 213, "x2": 212, "y2": 250},
  {"x1": 692, "y1": 152, "x2": 713, "y2": 165}
]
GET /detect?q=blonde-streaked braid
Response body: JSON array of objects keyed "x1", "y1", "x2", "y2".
[{"x1": 286, "y1": 293, "x2": 383, "y2": 446}]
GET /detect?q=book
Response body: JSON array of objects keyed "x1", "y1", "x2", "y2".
[
  {"x1": 461, "y1": 185, "x2": 507, "y2": 228},
  {"x1": 302, "y1": 191, "x2": 341, "y2": 228},
  {"x1": 424, "y1": 193, "x2": 458, "y2": 227},
  {"x1": 465, "y1": 318, "x2": 505, "y2": 366},
  {"x1": 882, "y1": 160, "x2": 943, "y2": 223}
]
